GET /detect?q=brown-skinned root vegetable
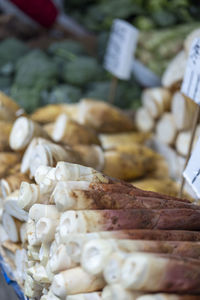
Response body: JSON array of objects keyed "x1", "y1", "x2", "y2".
[
  {"x1": 18, "y1": 181, "x2": 52, "y2": 211},
  {"x1": 2, "y1": 240, "x2": 22, "y2": 253},
  {"x1": 155, "y1": 113, "x2": 177, "y2": 146},
  {"x1": 145, "y1": 157, "x2": 169, "y2": 179},
  {"x1": 162, "y1": 51, "x2": 186, "y2": 89},
  {"x1": 55, "y1": 162, "x2": 109, "y2": 183},
  {"x1": 51, "y1": 267, "x2": 105, "y2": 298},
  {"x1": 2, "y1": 212, "x2": 22, "y2": 242},
  {"x1": 31, "y1": 103, "x2": 79, "y2": 124},
  {"x1": 137, "y1": 294, "x2": 200, "y2": 300},
  {"x1": 142, "y1": 88, "x2": 172, "y2": 119},
  {"x1": 103, "y1": 145, "x2": 157, "y2": 180},
  {"x1": 0, "y1": 91, "x2": 20, "y2": 114},
  {"x1": 0, "y1": 121, "x2": 12, "y2": 151},
  {"x1": 171, "y1": 92, "x2": 197, "y2": 131},
  {"x1": 102, "y1": 284, "x2": 141, "y2": 300},
  {"x1": 132, "y1": 178, "x2": 179, "y2": 198},
  {"x1": 29, "y1": 204, "x2": 60, "y2": 222},
  {"x1": 99, "y1": 132, "x2": 151, "y2": 150},
  {"x1": 135, "y1": 107, "x2": 154, "y2": 132},
  {"x1": 82, "y1": 239, "x2": 200, "y2": 277},
  {"x1": 43, "y1": 122, "x2": 54, "y2": 137},
  {"x1": 4, "y1": 190, "x2": 28, "y2": 221},
  {"x1": 52, "y1": 184, "x2": 200, "y2": 211},
  {"x1": 72, "y1": 145, "x2": 104, "y2": 171},
  {"x1": 184, "y1": 28, "x2": 200, "y2": 55},
  {"x1": 53, "y1": 113, "x2": 100, "y2": 146},
  {"x1": 35, "y1": 217, "x2": 58, "y2": 243},
  {"x1": 49, "y1": 244, "x2": 77, "y2": 274},
  {"x1": 24, "y1": 274, "x2": 43, "y2": 298},
  {"x1": 1, "y1": 171, "x2": 30, "y2": 198},
  {"x1": 0, "y1": 152, "x2": 21, "y2": 177},
  {"x1": 9, "y1": 116, "x2": 50, "y2": 151},
  {"x1": 90, "y1": 182, "x2": 190, "y2": 203},
  {"x1": 28, "y1": 142, "x2": 78, "y2": 178},
  {"x1": 121, "y1": 252, "x2": 200, "y2": 292},
  {"x1": 67, "y1": 292, "x2": 102, "y2": 300},
  {"x1": 78, "y1": 99, "x2": 134, "y2": 133},
  {"x1": 59, "y1": 208, "x2": 200, "y2": 236},
  {"x1": 175, "y1": 126, "x2": 200, "y2": 157}
]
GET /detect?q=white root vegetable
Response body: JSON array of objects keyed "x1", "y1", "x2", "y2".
[
  {"x1": 34, "y1": 165, "x2": 56, "y2": 187},
  {"x1": 14, "y1": 249, "x2": 27, "y2": 284},
  {"x1": 67, "y1": 292, "x2": 102, "y2": 300},
  {"x1": 4, "y1": 190, "x2": 28, "y2": 221},
  {"x1": 29, "y1": 142, "x2": 77, "y2": 178},
  {"x1": 19, "y1": 222, "x2": 27, "y2": 244},
  {"x1": 27, "y1": 219, "x2": 41, "y2": 246},
  {"x1": 73, "y1": 145, "x2": 104, "y2": 171},
  {"x1": 0, "y1": 224, "x2": 9, "y2": 243},
  {"x1": 162, "y1": 51, "x2": 186, "y2": 88},
  {"x1": 41, "y1": 290, "x2": 61, "y2": 300},
  {"x1": 175, "y1": 126, "x2": 200, "y2": 157},
  {"x1": 29, "y1": 204, "x2": 60, "y2": 222},
  {"x1": 184, "y1": 28, "x2": 200, "y2": 55},
  {"x1": 27, "y1": 245, "x2": 40, "y2": 261},
  {"x1": 81, "y1": 239, "x2": 115, "y2": 275},
  {"x1": 155, "y1": 113, "x2": 177, "y2": 145},
  {"x1": 24, "y1": 274, "x2": 42, "y2": 298},
  {"x1": 102, "y1": 284, "x2": 141, "y2": 300},
  {"x1": 51, "y1": 267, "x2": 105, "y2": 298},
  {"x1": 55, "y1": 162, "x2": 108, "y2": 183},
  {"x1": 171, "y1": 92, "x2": 196, "y2": 131},
  {"x1": 49, "y1": 244, "x2": 77, "y2": 274},
  {"x1": 39, "y1": 243, "x2": 50, "y2": 266},
  {"x1": 103, "y1": 252, "x2": 127, "y2": 284},
  {"x1": 18, "y1": 182, "x2": 41, "y2": 211},
  {"x1": 51, "y1": 181, "x2": 90, "y2": 211},
  {"x1": 36, "y1": 217, "x2": 58, "y2": 243},
  {"x1": 9, "y1": 116, "x2": 49, "y2": 151},
  {"x1": 0, "y1": 172, "x2": 30, "y2": 199},
  {"x1": 142, "y1": 88, "x2": 171, "y2": 119},
  {"x1": 2, "y1": 212, "x2": 21, "y2": 242},
  {"x1": 53, "y1": 113, "x2": 100, "y2": 146},
  {"x1": 121, "y1": 252, "x2": 168, "y2": 290},
  {"x1": 135, "y1": 107, "x2": 154, "y2": 132}
]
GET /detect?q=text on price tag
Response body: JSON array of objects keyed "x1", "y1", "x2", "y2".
[
  {"x1": 104, "y1": 19, "x2": 138, "y2": 80},
  {"x1": 181, "y1": 38, "x2": 200, "y2": 104},
  {"x1": 183, "y1": 136, "x2": 200, "y2": 197}
]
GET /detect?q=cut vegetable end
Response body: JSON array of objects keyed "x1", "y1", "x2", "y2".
[
  {"x1": 10, "y1": 117, "x2": 33, "y2": 150},
  {"x1": 53, "y1": 114, "x2": 69, "y2": 142}
]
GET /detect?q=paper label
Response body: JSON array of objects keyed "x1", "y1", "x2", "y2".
[
  {"x1": 183, "y1": 136, "x2": 200, "y2": 197},
  {"x1": 181, "y1": 38, "x2": 200, "y2": 104},
  {"x1": 104, "y1": 19, "x2": 138, "y2": 80}
]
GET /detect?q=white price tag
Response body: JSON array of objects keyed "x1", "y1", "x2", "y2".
[
  {"x1": 183, "y1": 136, "x2": 200, "y2": 197},
  {"x1": 181, "y1": 38, "x2": 200, "y2": 104},
  {"x1": 104, "y1": 19, "x2": 138, "y2": 80}
]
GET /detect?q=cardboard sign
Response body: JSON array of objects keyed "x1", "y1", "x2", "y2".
[
  {"x1": 181, "y1": 38, "x2": 200, "y2": 104},
  {"x1": 183, "y1": 136, "x2": 200, "y2": 197},
  {"x1": 104, "y1": 19, "x2": 138, "y2": 80}
]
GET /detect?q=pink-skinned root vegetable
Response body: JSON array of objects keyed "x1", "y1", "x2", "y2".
[
  {"x1": 51, "y1": 266, "x2": 105, "y2": 298},
  {"x1": 121, "y1": 252, "x2": 200, "y2": 293},
  {"x1": 59, "y1": 209, "x2": 200, "y2": 238},
  {"x1": 137, "y1": 294, "x2": 200, "y2": 300}
]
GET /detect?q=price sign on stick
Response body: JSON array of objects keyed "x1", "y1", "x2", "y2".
[
  {"x1": 104, "y1": 19, "x2": 138, "y2": 103},
  {"x1": 183, "y1": 136, "x2": 200, "y2": 198},
  {"x1": 179, "y1": 38, "x2": 200, "y2": 197}
]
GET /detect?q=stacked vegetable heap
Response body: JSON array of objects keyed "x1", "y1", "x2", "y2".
[{"x1": 0, "y1": 92, "x2": 199, "y2": 300}]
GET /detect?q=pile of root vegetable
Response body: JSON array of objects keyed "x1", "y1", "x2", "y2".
[
  {"x1": 0, "y1": 91, "x2": 199, "y2": 300},
  {"x1": 135, "y1": 27, "x2": 200, "y2": 184}
]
